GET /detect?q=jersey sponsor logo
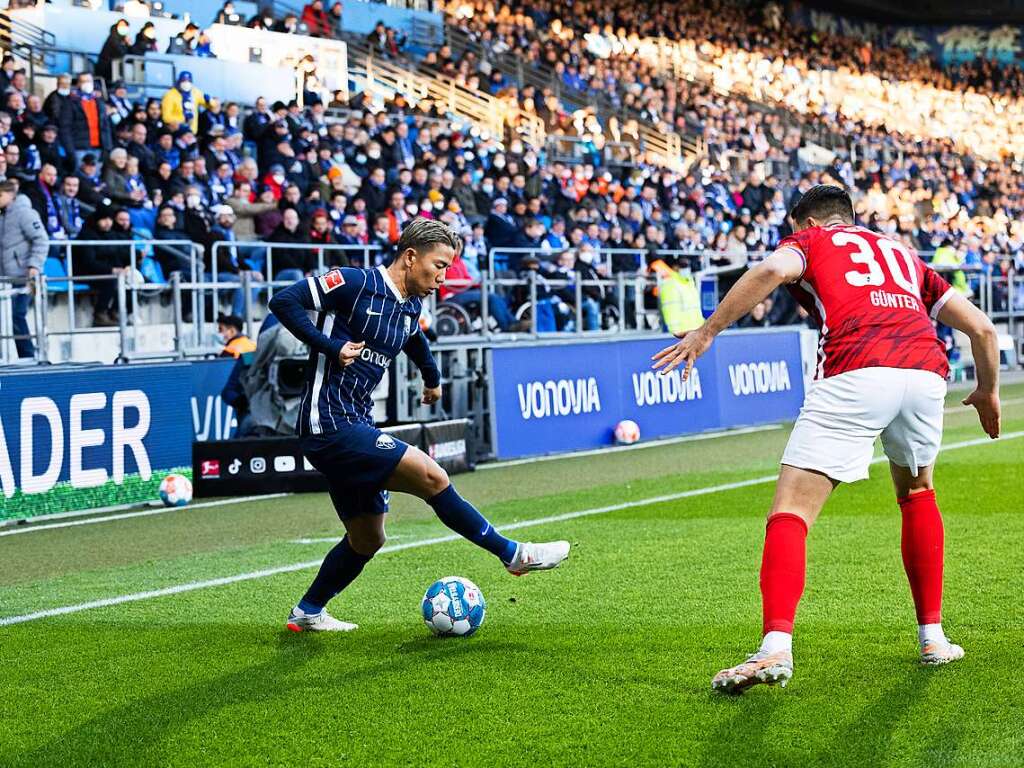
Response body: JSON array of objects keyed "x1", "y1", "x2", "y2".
[
  {"x1": 516, "y1": 377, "x2": 602, "y2": 420},
  {"x1": 728, "y1": 361, "x2": 792, "y2": 396},
  {"x1": 632, "y1": 367, "x2": 703, "y2": 407},
  {"x1": 318, "y1": 269, "x2": 345, "y2": 293},
  {"x1": 376, "y1": 434, "x2": 397, "y2": 450},
  {"x1": 360, "y1": 347, "x2": 392, "y2": 368}
]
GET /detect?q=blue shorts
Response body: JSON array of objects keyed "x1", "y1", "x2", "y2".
[{"x1": 301, "y1": 423, "x2": 411, "y2": 519}]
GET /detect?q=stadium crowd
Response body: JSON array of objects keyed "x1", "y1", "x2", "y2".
[{"x1": 1, "y1": 0, "x2": 1023, "y2": 357}]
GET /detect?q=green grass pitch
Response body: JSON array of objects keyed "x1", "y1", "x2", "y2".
[{"x1": 2, "y1": 384, "x2": 1023, "y2": 767}]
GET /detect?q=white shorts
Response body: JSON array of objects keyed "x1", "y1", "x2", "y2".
[{"x1": 781, "y1": 367, "x2": 946, "y2": 483}]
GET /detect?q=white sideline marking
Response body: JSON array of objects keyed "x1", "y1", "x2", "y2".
[
  {"x1": 290, "y1": 535, "x2": 404, "y2": 545},
  {"x1": 0, "y1": 494, "x2": 293, "y2": 538},
  {"x1": 478, "y1": 424, "x2": 783, "y2": 470},
  {"x1": 944, "y1": 397, "x2": 1024, "y2": 415},
  {"x1": 1, "y1": 431, "x2": 1021, "y2": 628}
]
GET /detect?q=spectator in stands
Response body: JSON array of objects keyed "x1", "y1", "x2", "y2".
[
  {"x1": 26, "y1": 163, "x2": 66, "y2": 242},
  {"x1": 59, "y1": 73, "x2": 112, "y2": 170},
  {"x1": 217, "y1": 314, "x2": 256, "y2": 358},
  {"x1": 55, "y1": 175, "x2": 84, "y2": 241},
  {"x1": 76, "y1": 206, "x2": 128, "y2": 327},
  {"x1": 161, "y1": 72, "x2": 206, "y2": 135},
  {"x1": 357, "y1": 166, "x2": 388, "y2": 215},
  {"x1": 0, "y1": 179, "x2": 47, "y2": 356},
  {"x1": 274, "y1": 13, "x2": 301, "y2": 34},
  {"x1": 246, "y1": 7, "x2": 272, "y2": 30},
  {"x1": 440, "y1": 246, "x2": 522, "y2": 332},
  {"x1": 367, "y1": 21, "x2": 389, "y2": 54},
  {"x1": 35, "y1": 123, "x2": 68, "y2": 176},
  {"x1": 96, "y1": 20, "x2": 130, "y2": 85},
  {"x1": 267, "y1": 207, "x2": 311, "y2": 280},
  {"x1": 0, "y1": 55, "x2": 16, "y2": 95},
  {"x1": 108, "y1": 81, "x2": 132, "y2": 126},
  {"x1": 130, "y1": 22, "x2": 159, "y2": 56},
  {"x1": 167, "y1": 23, "x2": 200, "y2": 55},
  {"x1": 216, "y1": 2, "x2": 244, "y2": 26},
  {"x1": 73, "y1": 153, "x2": 108, "y2": 208},
  {"x1": 254, "y1": 185, "x2": 283, "y2": 239},
  {"x1": 43, "y1": 74, "x2": 72, "y2": 124},
  {"x1": 302, "y1": 0, "x2": 333, "y2": 38},
  {"x1": 195, "y1": 31, "x2": 216, "y2": 58},
  {"x1": 153, "y1": 204, "x2": 194, "y2": 277},
  {"x1": 329, "y1": 3, "x2": 343, "y2": 37},
  {"x1": 210, "y1": 205, "x2": 263, "y2": 316}
]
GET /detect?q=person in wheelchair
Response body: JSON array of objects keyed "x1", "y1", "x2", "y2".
[{"x1": 438, "y1": 244, "x2": 525, "y2": 333}]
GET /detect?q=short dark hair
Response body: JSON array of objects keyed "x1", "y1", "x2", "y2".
[{"x1": 788, "y1": 184, "x2": 854, "y2": 226}]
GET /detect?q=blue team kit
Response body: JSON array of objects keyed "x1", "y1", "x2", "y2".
[{"x1": 269, "y1": 266, "x2": 441, "y2": 519}]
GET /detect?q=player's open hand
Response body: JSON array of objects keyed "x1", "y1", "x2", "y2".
[
  {"x1": 422, "y1": 385, "x2": 442, "y2": 405},
  {"x1": 963, "y1": 388, "x2": 1000, "y2": 439},
  {"x1": 338, "y1": 341, "x2": 365, "y2": 367},
  {"x1": 651, "y1": 326, "x2": 713, "y2": 380}
]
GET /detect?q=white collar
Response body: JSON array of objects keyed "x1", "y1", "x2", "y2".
[{"x1": 377, "y1": 265, "x2": 406, "y2": 301}]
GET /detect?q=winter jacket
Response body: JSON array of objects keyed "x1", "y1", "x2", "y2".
[
  {"x1": 59, "y1": 92, "x2": 112, "y2": 156},
  {"x1": 161, "y1": 85, "x2": 207, "y2": 134},
  {"x1": 267, "y1": 224, "x2": 313, "y2": 275},
  {"x1": 0, "y1": 195, "x2": 49, "y2": 276},
  {"x1": 226, "y1": 197, "x2": 277, "y2": 241}
]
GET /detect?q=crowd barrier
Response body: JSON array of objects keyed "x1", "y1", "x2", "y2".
[{"x1": 488, "y1": 329, "x2": 808, "y2": 459}]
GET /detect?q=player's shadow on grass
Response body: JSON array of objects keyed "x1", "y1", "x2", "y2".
[
  {"x1": 694, "y1": 661, "x2": 941, "y2": 766},
  {"x1": 10, "y1": 624, "x2": 431, "y2": 768}
]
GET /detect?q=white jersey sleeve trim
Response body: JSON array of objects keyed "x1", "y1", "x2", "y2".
[
  {"x1": 929, "y1": 286, "x2": 956, "y2": 320},
  {"x1": 377, "y1": 265, "x2": 406, "y2": 301},
  {"x1": 307, "y1": 276, "x2": 322, "y2": 311}
]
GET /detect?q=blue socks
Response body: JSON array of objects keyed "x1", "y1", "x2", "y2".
[
  {"x1": 428, "y1": 485, "x2": 519, "y2": 564},
  {"x1": 299, "y1": 535, "x2": 372, "y2": 613}
]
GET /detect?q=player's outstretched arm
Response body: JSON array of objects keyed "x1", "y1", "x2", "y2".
[
  {"x1": 936, "y1": 292, "x2": 1001, "y2": 438},
  {"x1": 651, "y1": 247, "x2": 804, "y2": 378},
  {"x1": 402, "y1": 331, "x2": 442, "y2": 404}
]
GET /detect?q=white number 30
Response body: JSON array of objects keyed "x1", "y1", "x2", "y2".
[{"x1": 833, "y1": 232, "x2": 920, "y2": 296}]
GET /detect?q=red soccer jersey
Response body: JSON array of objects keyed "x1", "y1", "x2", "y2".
[{"x1": 780, "y1": 224, "x2": 955, "y2": 380}]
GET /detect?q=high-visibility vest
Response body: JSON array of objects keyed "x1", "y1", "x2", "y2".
[{"x1": 649, "y1": 260, "x2": 704, "y2": 334}]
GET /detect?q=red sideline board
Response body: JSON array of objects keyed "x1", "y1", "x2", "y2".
[{"x1": 193, "y1": 420, "x2": 471, "y2": 497}]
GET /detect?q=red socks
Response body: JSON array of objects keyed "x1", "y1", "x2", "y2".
[
  {"x1": 760, "y1": 513, "x2": 808, "y2": 634},
  {"x1": 899, "y1": 489, "x2": 944, "y2": 625}
]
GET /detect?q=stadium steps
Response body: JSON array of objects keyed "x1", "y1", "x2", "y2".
[
  {"x1": 442, "y1": 22, "x2": 705, "y2": 174},
  {"x1": 345, "y1": 37, "x2": 546, "y2": 149}
]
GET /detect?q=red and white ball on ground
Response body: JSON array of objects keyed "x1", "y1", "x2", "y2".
[
  {"x1": 613, "y1": 419, "x2": 641, "y2": 445},
  {"x1": 158, "y1": 474, "x2": 193, "y2": 507}
]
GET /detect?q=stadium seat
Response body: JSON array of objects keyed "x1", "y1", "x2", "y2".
[{"x1": 43, "y1": 256, "x2": 87, "y2": 293}]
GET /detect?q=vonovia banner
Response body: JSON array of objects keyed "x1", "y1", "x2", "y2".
[
  {"x1": 489, "y1": 329, "x2": 806, "y2": 459},
  {"x1": 0, "y1": 360, "x2": 234, "y2": 522}
]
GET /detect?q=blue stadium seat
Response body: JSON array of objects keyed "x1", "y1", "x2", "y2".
[{"x1": 44, "y1": 256, "x2": 87, "y2": 293}]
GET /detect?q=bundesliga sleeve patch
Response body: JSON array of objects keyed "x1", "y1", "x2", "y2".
[{"x1": 318, "y1": 269, "x2": 345, "y2": 293}]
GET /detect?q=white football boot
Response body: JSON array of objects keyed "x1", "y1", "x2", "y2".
[
  {"x1": 286, "y1": 606, "x2": 358, "y2": 633},
  {"x1": 712, "y1": 650, "x2": 794, "y2": 693},
  {"x1": 920, "y1": 638, "x2": 965, "y2": 666},
  {"x1": 505, "y1": 540, "x2": 571, "y2": 575}
]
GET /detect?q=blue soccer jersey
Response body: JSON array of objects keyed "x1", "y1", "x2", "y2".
[{"x1": 268, "y1": 265, "x2": 440, "y2": 435}]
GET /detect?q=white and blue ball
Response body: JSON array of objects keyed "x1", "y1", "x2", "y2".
[
  {"x1": 421, "y1": 576, "x2": 486, "y2": 636},
  {"x1": 158, "y1": 473, "x2": 193, "y2": 507}
]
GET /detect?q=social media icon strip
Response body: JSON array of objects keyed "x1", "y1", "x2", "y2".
[{"x1": 250, "y1": 457, "x2": 267, "y2": 474}]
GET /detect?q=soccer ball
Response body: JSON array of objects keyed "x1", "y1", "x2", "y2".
[
  {"x1": 614, "y1": 419, "x2": 641, "y2": 445},
  {"x1": 421, "y1": 576, "x2": 486, "y2": 637},
  {"x1": 158, "y1": 474, "x2": 193, "y2": 507}
]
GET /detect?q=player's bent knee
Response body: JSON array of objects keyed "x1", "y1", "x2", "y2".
[
  {"x1": 423, "y1": 461, "x2": 449, "y2": 497},
  {"x1": 349, "y1": 530, "x2": 386, "y2": 556}
]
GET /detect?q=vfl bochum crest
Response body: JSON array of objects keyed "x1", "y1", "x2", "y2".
[{"x1": 376, "y1": 434, "x2": 397, "y2": 450}]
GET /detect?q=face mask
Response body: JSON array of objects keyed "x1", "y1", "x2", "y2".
[
  {"x1": 57, "y1": 88, "x2": 70, "y2": 96},
  {"x1": 179, "y1": 82, "x2": 192, "y2": 92},
  {"x1": 187, "y1": 194, "x2": 201, "y2": 208},
  {"x1": 367, "y1": 149, "x2": 381, "y2": 159},
  {"x1": 578, "y1": 251, "x2": 594, "y2": 264},
  {"x1": 355, "y1": 153, "x2": 367, "y2": 164},
  {"x1": 145, "y1": 28, "x2": 156, "y2": 39},
  {"x1": 493, "y1": 158, "x2": 505, "y2": 169},
  {"x1": 405, "y1": 204, "x2": 419, "y2": 215},
  {"x1": 482, "y1": 184, "x2": 493, "y2": 194},
  {"x1": 117, "y1": 26, "x2": 129, "y2": 36},
  {"x1": 80, "y1": 83, "x2": 94, "y2": 95},
  {"x1": 272, "y1": 173, "x2": 285, "y2": 184}
]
